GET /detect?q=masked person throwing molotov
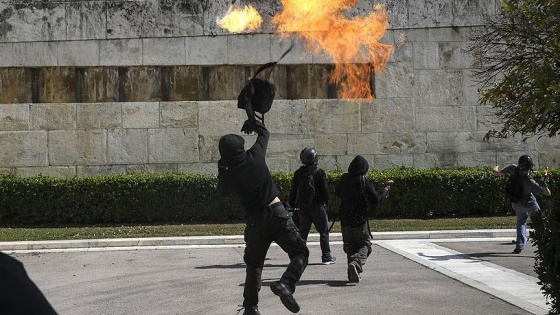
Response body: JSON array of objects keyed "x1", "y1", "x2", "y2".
[
  {"x1": 217, "y1": 80, "x2": 309, "y2": 315},
  {"x1": 493, "y1": 154, "x2": 551, "y2": 254}
]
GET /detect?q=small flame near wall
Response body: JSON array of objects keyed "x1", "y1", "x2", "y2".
[{"x1": 217, "y1": 4, "x2": 263, "y2": 33}]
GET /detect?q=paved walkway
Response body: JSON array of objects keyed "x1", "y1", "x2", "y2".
[
  {"x1": 378, "y1": 238, "x2": 547, "y2": 314},
  {"x1": 1, "y1": 229, "x2": 551, "y2": 315}
]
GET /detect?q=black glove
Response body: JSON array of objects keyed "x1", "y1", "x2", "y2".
[
  {"x1": 240, "y1": 119, "x2": 266, "y2": 134},
  {"x1": 251, "y1": 119, "x2": 266, "y2": 132},
  {"x1": 241, "y1": 120, "x2": 255, "y2": 134}
]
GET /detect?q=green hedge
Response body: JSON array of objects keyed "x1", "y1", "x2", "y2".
[
  {"x1": 0, "y1": 173, "x2": 236, "y2": 224},
  {"x1": 531, "y1": 194, "x2": 560, "y2": 314},
  {"x1": 0, "y1": 166, "x2": 556, "y2": 225}
]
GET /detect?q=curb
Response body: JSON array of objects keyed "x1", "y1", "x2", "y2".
[{"x1": 0, "y1": 229, "x2": 516, "y2": 251}]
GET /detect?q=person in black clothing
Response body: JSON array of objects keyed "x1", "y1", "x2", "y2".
[
  {"x1": 0, "y1": 252, "x2": 58, "y2": 315},
  {"x1": 289, "y1": 147, "x2": 336, "y2": 264},
  {"x1": 335, "y1": 155, "x2": 384, "y2": 283},
  {"x1": 217, "y1": 82, "x2": 309, "y2": 315}
]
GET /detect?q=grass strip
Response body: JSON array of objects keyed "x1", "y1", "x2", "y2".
[{"x1": 0, "y1": 216, "x2": 517, "y2": 242}]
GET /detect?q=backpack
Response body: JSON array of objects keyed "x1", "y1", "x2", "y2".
[
  {"x1": 504, "y1": 168, "x2": 524, "y2": 203},
  {"x1": 297, "y1": 170, "x2": 317, "y2": 208}
]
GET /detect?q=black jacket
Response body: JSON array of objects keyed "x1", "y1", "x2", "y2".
[
  {"x1": 216, "y1": 124, "x2": 279, "y2": 216},
  {"x1": 335, "y1": 155, "x2": 382, "y2": 227},
  {"x1": 289, "y1": 165, "x2": 329, "y2": 208}
]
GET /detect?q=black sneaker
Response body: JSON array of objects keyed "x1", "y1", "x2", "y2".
[
  {"x1": 242, "y1": 306, "x2": 260, "y2": 315},
  {"x1": 322, "y1": 255, "x2": 337, "y2": 265},
  {"x1": 512, "y1": 248, "x2": 522, "y2": 254},
  {"x1": 348, "y1": 262, "x2": 361, "y2": 283},
  {"x1": 270, "y1": 281, "x2": 300, "y2": 313}
]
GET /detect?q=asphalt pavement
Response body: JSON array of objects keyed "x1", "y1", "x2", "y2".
[{"x1": 1, "y1": 229, "x2": 551, "y2": 315}]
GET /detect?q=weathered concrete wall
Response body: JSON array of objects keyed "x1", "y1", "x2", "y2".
[{"x1": 1, "y1": 0, "x2": 559, "y2": 177}]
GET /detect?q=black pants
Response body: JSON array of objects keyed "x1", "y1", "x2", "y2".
[
  {"x1": 299, "y1": 203, "x2": 332, "y2": 259},
  {"x1": 243, "y1": 202, "x2": 309, "y2": 308},
  {"x1": 341, "y1": 222, "x2": 372, "y2": 272}
]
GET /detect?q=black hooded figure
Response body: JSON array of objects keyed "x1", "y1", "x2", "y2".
[
  {"x1": 217, "y1": 87, "x2": 309, "y2": 315},
  {"x1": 0, "y1": 253, "x2": 58, "y2": 315},
  {"x1": 335, "y1": 155, "x2": 382, "y2": 284}
]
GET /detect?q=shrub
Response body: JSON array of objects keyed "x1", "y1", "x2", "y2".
[
  {"x1": 0, "y1": 167, "x2": 553, "y2": 225},
  {"x1": 530, "y1": 169, "x2": 560, "y2": 314},
  {"x1": 0, "y1": 173, "x2": 240, "y2": 224}
]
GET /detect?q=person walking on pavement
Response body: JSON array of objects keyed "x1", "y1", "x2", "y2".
[
  {"x1": 493, "y1": 154, "x2": 551, "y2": 254},
  {"x1": 217, "y1": 81, "x2": 309, "y2": 315},
  {"x1": 289, "y1": 147, "x2": 336, "y2": 265},
  {"x1": 335, "y1": 155, "x2": 384, "y2": 283}
]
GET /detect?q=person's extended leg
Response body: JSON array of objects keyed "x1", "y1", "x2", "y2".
[
  {"x1": 243, "y1": 216, "x2": 272, "y2": 309},
  {"x1": 353, "y1": 225, "x2": 372, "y2": 270},
  {"x1": 342, "y1": 224, "x2": 371, "y2": 283},
  {"x1": 513, "y1": 208, "x2": 529, "y2": 253},
  {"x1": 273, "y1": 217, "x2": 309, "y2": 291},
  {"x1": 341, "y1": 225, "x2": 356, "y2": 265},
  {"x1": 311, "y1": 205, "x2": 335, "y2": 263},
  {"x1": 268, "y1": 204, "x2": 309, "y2": 313}
]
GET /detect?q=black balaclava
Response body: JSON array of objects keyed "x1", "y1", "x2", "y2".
[
  {"x1": 218, "y1": 134, "x2": 246, "y2": 167},
  {"x1": 348, "y1": 155, "x2": 369, "y2": 176}
]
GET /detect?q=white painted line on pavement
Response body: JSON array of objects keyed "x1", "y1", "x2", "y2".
[{"x1": 377, "y1": 239, "x2": 550, "y2": 315}]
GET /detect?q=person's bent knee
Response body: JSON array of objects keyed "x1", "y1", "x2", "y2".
[
  {"x1": 292, "y1": 245, "x2": 310, "y2": 262},
  {"x1": 244, "y1": 253, "x2": 265, "y2": 268},
  {"x1": 293, "y1": 252, "x2": 309, "y2": 266}
]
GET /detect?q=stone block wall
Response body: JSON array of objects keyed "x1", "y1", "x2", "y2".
[{"x1": 1, "y1": 0, "x2": 559, "y2": 177}]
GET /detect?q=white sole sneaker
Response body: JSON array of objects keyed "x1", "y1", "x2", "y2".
[{"x1": 322, "y1": 257, "x2": 337, "y2": 265}]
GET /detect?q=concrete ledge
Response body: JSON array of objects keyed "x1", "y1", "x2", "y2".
[{"x1": 0, "y1": 229, "x2": 516, "y2": 251}]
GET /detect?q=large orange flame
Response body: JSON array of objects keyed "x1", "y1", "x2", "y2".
[
  {"x1": 218, "y1": 5, "x2": 263, "y2": 33},
  {"x1": 273, "y1": 0, "x2": 394, "y2": 99}
]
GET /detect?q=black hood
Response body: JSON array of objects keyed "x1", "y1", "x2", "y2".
[
  {"x1": 348, "y1": 155, "x2": 369, "y2": 176},
  {"x1": 218, "y1": 134, "x2": 246, "y2": 167}
]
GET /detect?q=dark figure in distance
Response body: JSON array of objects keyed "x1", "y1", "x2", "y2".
[
  {"x1": 289, "y1": 147, "x2": 336, "y2": 264},
  {"x1": 493, "y1": 154, "x2": 551, "y2": 253},
  {"x1": 336, "y1": 155, "x2": 384, "y2": 283}
]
